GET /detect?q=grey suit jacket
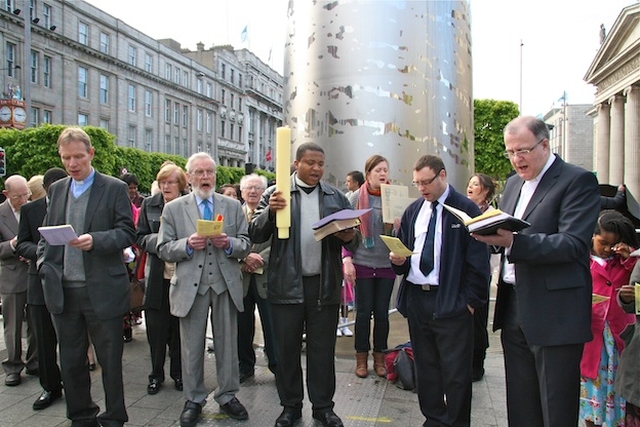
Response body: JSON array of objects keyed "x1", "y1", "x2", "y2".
[
  {"x1": 157, "y1": 192, "x2": 250, "y2": 317},
  {"x1": 493, "y1": 155, "x2": 600, "y2": 346},
  {"x1": 0, "y1": 199, "x2": 28, "y2": 294},
  {"x1": 37, "y1": 173, "x2": 136, "y2": 320}
]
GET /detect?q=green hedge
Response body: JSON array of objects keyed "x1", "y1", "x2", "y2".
[{"x1": 0, "y1": 125, "x2": 274, "y2": 193}]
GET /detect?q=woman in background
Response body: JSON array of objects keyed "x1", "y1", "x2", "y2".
[
  {"x1": 136, "y1": 164, "x2": 188, "y2": 395},
  {"x1": 343, "y1": 155, "x2": 396, "y2": 378},
  {"x1": 466, "y1": 173, "x2": 497, "y2": 382}
]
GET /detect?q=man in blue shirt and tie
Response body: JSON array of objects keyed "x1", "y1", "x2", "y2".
[{"x1": 157, "y1": 152, "x2": 251, "y2": 427}]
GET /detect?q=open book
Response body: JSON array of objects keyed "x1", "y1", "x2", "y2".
[
  {"x1": 311, "y1": 208, "x2": 371, "y2": 241},
  {"x1": 442, "y1": 204, "x2": 530, "y2": 236}
]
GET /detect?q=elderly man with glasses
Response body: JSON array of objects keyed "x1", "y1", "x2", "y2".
[
  {"x1": 237, "y1": 173, "x2": 278, "y2": 384},
  {"x1": 1, "y1": 174, "x2": 37, "y2": 387}
]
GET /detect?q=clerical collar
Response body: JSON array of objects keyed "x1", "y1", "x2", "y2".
[{"x1": 73, "y1": 168, "x2": 95, "y2": 186}]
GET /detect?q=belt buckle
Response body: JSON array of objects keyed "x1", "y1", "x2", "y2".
[{"x1": 421, "y1": 284, "x2": 432, "y2": 292}]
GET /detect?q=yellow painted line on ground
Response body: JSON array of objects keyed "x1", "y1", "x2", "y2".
[{"x1": 346, "y1": 415, "x2": 393, "y2": 423}]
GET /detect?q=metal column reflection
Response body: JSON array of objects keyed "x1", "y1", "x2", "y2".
[{"x1": 284, "y1": 0, "x2": 473, "y2": 190}]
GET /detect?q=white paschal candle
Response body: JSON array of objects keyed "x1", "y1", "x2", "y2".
[{"x1": 275, "y1": 126, "x2": 291, "y2": 239}]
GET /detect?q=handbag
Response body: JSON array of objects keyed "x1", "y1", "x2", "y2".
[
  {"x1": 393, "y1": 347, "x2": 416, "y2": 392},
  {"x1": 129, "y1": 251, "x2": 146, "y2": 312}
]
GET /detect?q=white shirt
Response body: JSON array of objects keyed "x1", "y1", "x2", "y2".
[
  {"x1": 407, "y1": 185, "x2": 450, "y2": 285},
  {"x1": 502, "y1": 154, "x2": 557, "y2": 284}
]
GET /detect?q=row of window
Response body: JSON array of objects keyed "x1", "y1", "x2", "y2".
[{"x1": 3, "y1": 0, "x2": 53, "y2": 28}]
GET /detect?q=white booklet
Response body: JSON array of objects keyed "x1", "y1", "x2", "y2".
[{"x1": 38, "y1": 224, "x2": 78, "y2": 246}]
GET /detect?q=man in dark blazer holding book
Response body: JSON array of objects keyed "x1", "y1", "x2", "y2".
[
  {"x1": 474, "y1": 116, "x2": 600, "y2": 427},
  {"x1": 38, "y1": 127, "x2": 136, "y2": 427},
  {"x1": 390, "y1": 154, "x2": 490, "y2": 427}
]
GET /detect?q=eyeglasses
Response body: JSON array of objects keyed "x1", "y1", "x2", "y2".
[
  {"x1": 412, "y1": 170, "x2": 442, "y2": 188},
  {"x1": 159, "y1": 180, "x2": 179, "y2": 187},
  {"x1": 10, "y1": 192, "x2": 31, "y2": 201},
  {"x1": 191, "y1": 169, "x2": 215, "y2": 177},
  {"x1": 242, "y1": 185, "x2": 265, "y2": 192},
  {"x1": 503, "y1": 138, "x2": 545, "y2": 158}
]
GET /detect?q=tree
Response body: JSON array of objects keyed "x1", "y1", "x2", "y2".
[
  {"x1": 0, "y1": 125, "x2": 275, "y2": 193},
  {"x1": 474, "y1": 99, "x2": 519, "y2": 180}
]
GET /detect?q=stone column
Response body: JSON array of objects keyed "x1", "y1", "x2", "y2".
[
  {"x1": 596, "y1": 103, "x2": 610, "y2": 183},
  {"x1": 608, "y1": 95, "x2": 625, "y2": 185},
  {"x1": 624, "y1": 85, "x2": 640, "y2": 204}
]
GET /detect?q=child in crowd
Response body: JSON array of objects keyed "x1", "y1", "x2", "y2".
[
  {"x1": 580, "y1": 210, "x2": 638, "y2": 427},
  {"x1": 614, "y1": 257, "x2": 640, "y2": 427}
]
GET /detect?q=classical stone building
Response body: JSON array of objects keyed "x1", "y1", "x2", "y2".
[
  {"x1": 0, "y1": 0, "x2": 282, "y2": 170},
  {"x1": 543, "y1": 104, "x2": 594, "y2": 172},
  {"x1": 584, "y1": 2, "x2": 640, "y2": 204}
]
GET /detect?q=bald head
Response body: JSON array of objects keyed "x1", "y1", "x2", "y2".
[{"x1": 3, "y1": 175, "x2": 30, "y2": 211}]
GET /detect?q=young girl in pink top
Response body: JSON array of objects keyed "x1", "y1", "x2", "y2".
[{"x1": 580, "y1": 210, "x2": 638, "y2": 427}]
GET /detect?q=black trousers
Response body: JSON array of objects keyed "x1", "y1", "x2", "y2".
[
  {"x1": 237, "y1": 275, "x2": 278, "y2": 375},
  {"x1": 52, "y1": 287, "x2": 127, "y2": 427},
  {"x1": 500, "y1": 285, "x2": 583, "y2": 427},
  {"x1": 29, "y1": 304, "x2": 62, "y2": 393},
  {"x1": 354, "y1": 276, "x2": 395, "y2": 353},
  {"x1": 144, "y1": 279, "x2": 181, "y2": 383},
  {"x1": 472, "y1": 300, "x2": 489, "y2": 372},
  {"x1": 406, "y1": 284, "x2": 473, "y2": 427},
  {"x1": 271, "y1": 275, "x2": 339, "y2": 412}
]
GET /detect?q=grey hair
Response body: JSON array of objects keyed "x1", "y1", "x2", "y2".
[{"x1": 240, "y1": 173, "x2": 267, "y2": 190}]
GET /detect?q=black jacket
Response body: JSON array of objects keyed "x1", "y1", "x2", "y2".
[
  {"x1": 250, "y1": 176, "x2": 360, "y2": 306},
  {"x1": 393, "y1": 186, "x2": 490, "y2": 319},
  {"x1": 136, "y1": 193, "x2": 166, "y2": 310}
]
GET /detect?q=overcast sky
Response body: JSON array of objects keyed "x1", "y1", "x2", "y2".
[{"x1": 85, "y1": 0, "x2": 635, "y2": 116}]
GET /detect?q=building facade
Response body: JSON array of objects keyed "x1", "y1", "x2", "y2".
[
  {"x1": 0, "y1": 0, "x2": 283, "y2": 170},
  {"x1": 584, "y1": 2, "x2": 640, "y2": 203},
  {"x1": 543, "y1": 104, "x2": 594, "y2": 172}
]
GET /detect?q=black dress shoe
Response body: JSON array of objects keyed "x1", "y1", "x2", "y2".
[
  {"x1": 274, "y1": 407, "x2": 302, "y2": 427},
  {"x1": 5, "y1": 373, "x2": 21, "y2": 386},
  {"x1": 147, "y1": 378, "x2": 161, "y2": 395},
  {"x1": 174, "y1": 378, "x2": 183, "y2": 391},
  {"x1": 312, "y1": 410, "x2": 344, "y2": 427},
  {"x1": 33, "y1": 389, "x2": 62, "y2": 410},
  {"x1": 179, "y1": 400, "x2": 202, "y2": 427},
  {"x1": 219, "y1": 397, "x2": 248, "y2": 420},
  {"x1": 239, "y1": 370, "x2": 254, "y2": 384}
]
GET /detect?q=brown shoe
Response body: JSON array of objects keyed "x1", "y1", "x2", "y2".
[
  {"x1": 355, "y1": 352, "x2": 368, "y2": 378},
  {"x1": 373, "y1": 352, "x2": 387, "y2": 378}
]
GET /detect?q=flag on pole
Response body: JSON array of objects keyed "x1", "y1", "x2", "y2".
[
  {"x1": 265, "y1": 149, "x2": 272, "y2": 162},
  {"x1": 241, "y1": 26, "x2": 248, "y2": 43},
  {"x1": 557, "y1": 92, "x2": 567, "y2": 105}
]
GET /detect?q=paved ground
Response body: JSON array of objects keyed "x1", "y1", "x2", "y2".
[{"x1": 0, "y1": 297, "x2": 508, "y2": 427}]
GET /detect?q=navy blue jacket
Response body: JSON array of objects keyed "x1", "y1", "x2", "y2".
[{"x1": 393, "y1": 185, "x2": 490, "y2": 319}]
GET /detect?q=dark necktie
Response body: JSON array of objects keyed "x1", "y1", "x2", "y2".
[
  {"x1": 202, "y1": 199, "x2": 212, "y2": 220},
  {"x1": 420, "y1": 200, "x2": 438, "y2": 275}
]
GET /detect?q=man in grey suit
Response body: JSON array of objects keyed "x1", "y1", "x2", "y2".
[
  {"x1": 474, "y1": 116, "x2": 600, "y2": 427},
  {"x1": 157, "y1": 152, "x2": 251, "y2": 427},
  {"x1": 1, "y1": 174, "x2": 37, "y2": 387},
  {"x1": 38, "y1": 127, "x2": 135, "y2": 427}
]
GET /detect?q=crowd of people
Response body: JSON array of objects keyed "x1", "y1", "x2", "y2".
[{"x1": 0, "y1": 118, "x2": 639, "y2": 427}]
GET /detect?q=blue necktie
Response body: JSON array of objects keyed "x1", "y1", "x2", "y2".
[
  {"x1": 420, "y1": 200, "x2": 438, "y2": 275},
  {"x1": 202, "y1": 199, "x2": 212, "y2": 220}
]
